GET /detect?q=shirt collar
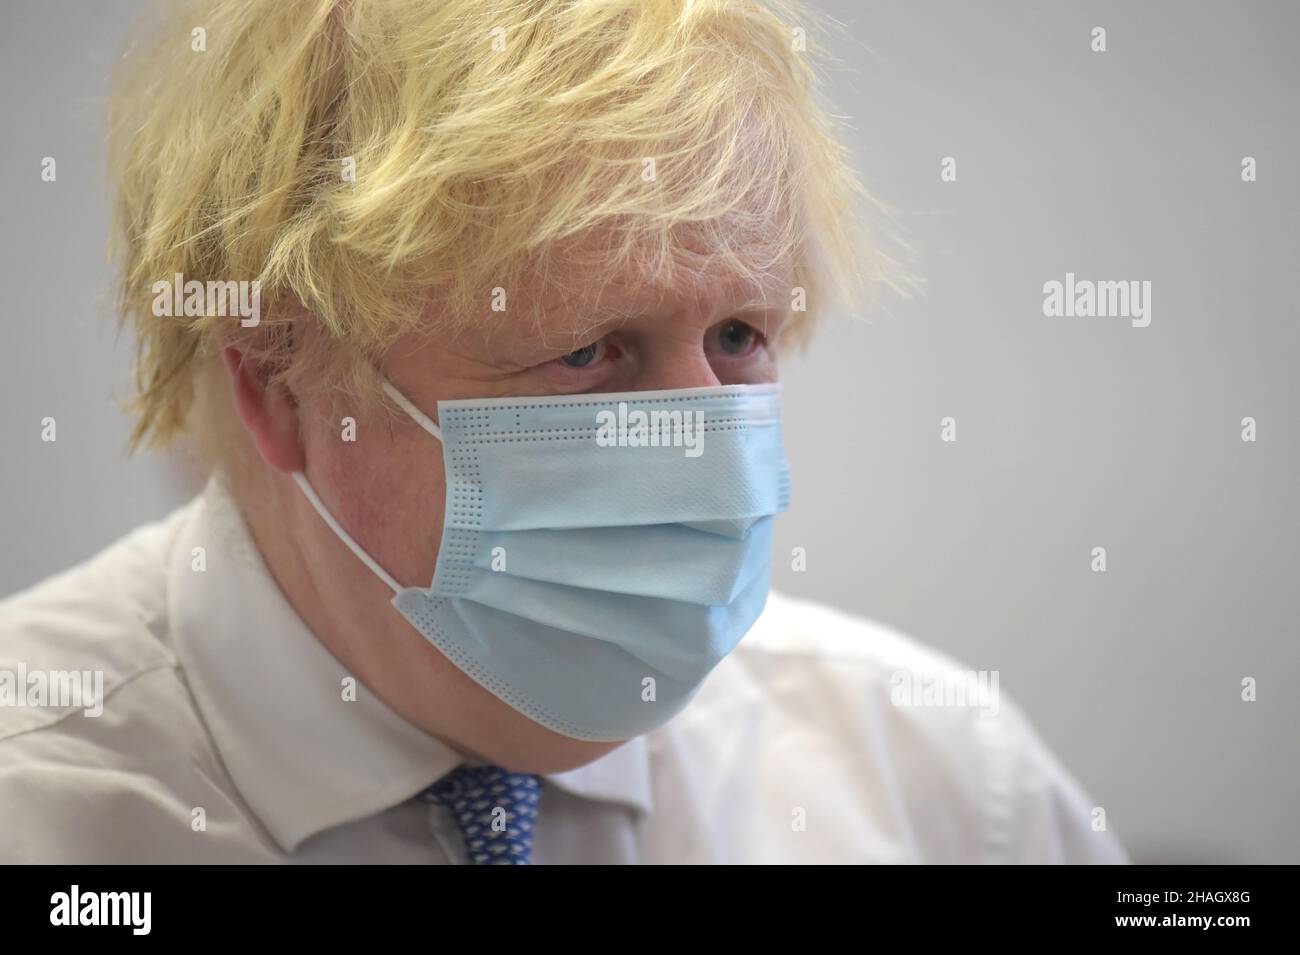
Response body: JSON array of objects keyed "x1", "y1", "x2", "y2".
[{"x1": 167, "y1": 477, "x2": 652, "y2": 854}]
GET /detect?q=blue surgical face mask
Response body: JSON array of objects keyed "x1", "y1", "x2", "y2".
[{"x1": 292, "y1": 380, "x2": 790, "y2": 742}]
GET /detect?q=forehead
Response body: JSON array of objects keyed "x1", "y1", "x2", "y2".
[{"x1": 510, "y1": 222, "x2": 796, "y2": 339}]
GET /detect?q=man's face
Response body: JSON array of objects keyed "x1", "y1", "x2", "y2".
[{"x1": 267, "y1": 229, "x2": 793, "y2": 771}]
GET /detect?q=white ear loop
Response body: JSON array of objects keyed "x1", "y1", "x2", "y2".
[
  {"x1": 382, "y1": 380, "x2": 442, "y2": 442},
  {"x1": 292, "y1": 471, "x2": 401, "y2": 594},
  {"x1": 290, "y1": 377, "x2": 444, "y2": 594}
]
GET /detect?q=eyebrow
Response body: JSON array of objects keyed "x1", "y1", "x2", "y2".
[
  {"x1": 569, "y1": 299, "x2": 793, "y2": 343},
  {"x1": 727, "y1": 301, "x2": 794, "y2": 337},
  {"x1": 528, "y1": 276, "x2": 794, "y2": 348},
  {"x1": 549, "y1": 306, "x2": 639, "y2": 346}
]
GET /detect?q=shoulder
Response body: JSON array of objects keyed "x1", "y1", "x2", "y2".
[
  {"x1": 0, "y1": 501, "x2": 268, "y2": 862},
  {"x1": 0, "y1": 509, "x2": 188, "y2": 729},
  {"x1": 744, "y1": 587, "x2": 975, "y2": 673},
  {"x1": 715, "y1": 590, "x2": 1130, "y2": 863}
]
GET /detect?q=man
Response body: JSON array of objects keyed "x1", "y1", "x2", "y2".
[{"x1": 0, "y1": 0, "x2": 1126, "y2": 863}]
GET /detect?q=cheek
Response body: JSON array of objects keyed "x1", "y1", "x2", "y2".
[{"x1": 305, "y1": 406, "x2": 447, "y2": 588}]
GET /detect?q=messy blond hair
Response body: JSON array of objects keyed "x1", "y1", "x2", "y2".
[{"x1": 109, "y1": 0, "x2": 894, "y2": 455}]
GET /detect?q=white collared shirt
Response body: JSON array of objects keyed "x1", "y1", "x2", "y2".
[{"x1": 0, "y1": 480, "x2": 1127, "y2": 863}]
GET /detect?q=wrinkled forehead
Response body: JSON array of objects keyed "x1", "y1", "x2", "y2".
[{"x1": 501, "y1": 220, "x2": 798, "y2": 340}]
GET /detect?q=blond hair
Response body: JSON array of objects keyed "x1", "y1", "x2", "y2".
[{"x1": 109, "y1": 0, "x2": 897, "y2": 454}]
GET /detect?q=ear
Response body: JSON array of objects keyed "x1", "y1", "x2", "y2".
[{"x1": 220, "y1": 346, "x2": 306, "y2": 472}]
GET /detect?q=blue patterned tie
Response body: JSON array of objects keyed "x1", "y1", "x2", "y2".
[{"x1": 417, "y1": 764, "x2": 543, "y2": 864}]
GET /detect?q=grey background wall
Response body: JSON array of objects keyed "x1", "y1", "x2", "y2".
[{"x1": 1, "y1": 1, "x2": 1295, "y2": 862}]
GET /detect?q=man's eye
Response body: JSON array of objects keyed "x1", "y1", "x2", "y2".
[
  {"x1": 717, "y1": 319, "x2": 759, "y2": 355},
  {"x1": 560, "y1": 342, "x2": 600, "y2": 368}
]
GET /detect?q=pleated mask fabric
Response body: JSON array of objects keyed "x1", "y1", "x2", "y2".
[{"x1": 293, "y1": 381, "x2": 790, "y2": 742}]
